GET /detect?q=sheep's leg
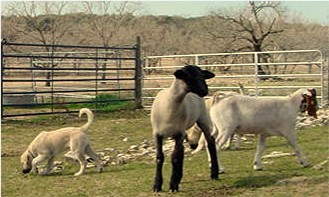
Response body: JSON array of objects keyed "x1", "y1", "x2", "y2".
[
  {"x1": 222, "y1": 134, "x2": 232, "y2": 149},
  {"x1": 234, "y1": 134, "x2": 242, "y2": 149},
  {"x1": 170, "y1": 133, "x2": 185, "y2": 192},
  {"x1": 215, "y1": 131, "x2": 232, "y2": 173},
  {"x1": 284, "y1": 132, "x2": 309, "y2": 167},
  {"x1": 253, "y1": 134, "x2": 267, "y2": 170},
  {"x1": 191, "y1": 133, "x2": 206, "y2": 154},
  {"x1": 198, "y1": 123, "x2": 219, "y2": 180},
  {"x1": 153, "y1": 135, "x2": 164, "y2": 192}
]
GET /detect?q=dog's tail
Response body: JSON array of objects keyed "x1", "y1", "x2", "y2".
[{"x1": 79, "y1": 108, "x2": 94, "y2": 132}]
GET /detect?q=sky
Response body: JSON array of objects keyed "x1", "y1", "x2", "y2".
[
  {"x1": 140, "y1": 1, "x2": 329, "y2": 24},
  {"x1": 1, "y1": 1, "x2": 329, "y2": 25}
]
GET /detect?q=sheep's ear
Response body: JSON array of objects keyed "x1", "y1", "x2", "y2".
[
  {"x1": 203, "y1": 70, "x2": 215, "y2": 79},
  {"x1": 174, "y1": 69, "x2": 186, "y2": 80}
]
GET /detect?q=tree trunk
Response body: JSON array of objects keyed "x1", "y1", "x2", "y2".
[{"x1": 45, "y1": 71, "x2": 52, "y2": 87}]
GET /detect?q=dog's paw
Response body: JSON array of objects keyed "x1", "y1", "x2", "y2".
[{"x1": 74, "y1": 172, "x2": 82, "y2": 176}]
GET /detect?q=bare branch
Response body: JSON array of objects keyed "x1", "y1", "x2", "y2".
[{"x1": 206, "y1": 1, "x2": 284, "y2": 52}]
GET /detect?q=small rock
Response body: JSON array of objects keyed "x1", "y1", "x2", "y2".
[{"x1": 312, "y1": 160, "x2": 328, "y2": 170}]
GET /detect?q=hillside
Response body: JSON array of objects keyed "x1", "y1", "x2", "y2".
[{"x1": 1, "y1": 13, "x2": 328, "y2": 57}]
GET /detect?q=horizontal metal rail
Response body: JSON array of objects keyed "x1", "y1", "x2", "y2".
[
  {"x1": 3, "y1": 77, "x2": 135, "y2": 82},
  {"x1": 146, "y1": 49, "x2": 322, "y2": 59},
  {"x1": 2, "y1": 41, "x2": 137, "y2": 50},
  {"x1": 143, "y1": 49, "x2": 325, "y2": 109},
  {"x1": 144, "y1": 61, "x2": 322, "y2": 70},
  {"x1": 2, "y1": 67, "x2": 136, "y2": 71},
  {"x1": 2, "y1": 98, "x2": 135, "y2": 108},
  {"x1": 2, "y1": 88, "x2": 135, "y2": 95},
  {"x1": 1, "y1": 38, "x2": 142, "y2": 118},
  {"x1": 2, "y1": 53, "x2": 135, "y2": 61}
]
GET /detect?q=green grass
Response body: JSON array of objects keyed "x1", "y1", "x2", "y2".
[{"x1": 1, "y1": 111, "x2": 329, "y2": 197}]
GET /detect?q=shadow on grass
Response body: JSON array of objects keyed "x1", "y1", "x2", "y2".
[{"x1": 233, "y1": 174, "x2": 291, "y2": 188}]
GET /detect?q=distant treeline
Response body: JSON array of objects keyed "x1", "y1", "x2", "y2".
[{"x1": 1, "y1": 13, "x2": 328, "y2": 57}]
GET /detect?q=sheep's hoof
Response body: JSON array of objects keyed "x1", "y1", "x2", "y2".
[
  {"x1": 153, "y1": 185, "x2": 162, "y2": 192},
  {"x1": 153, "y1": 189, "x2": 162, "y2": 193},
  {"x1": 170, "y1": 185, "x2": 179, "y2": 192},
  {"x1": 301, "y1": 161, "x2": 310, "y2": 168},
  {"x1": 210, "y1": 173, "x2": 219, "y2": 180},
  {"x1": 253, "y1": 166, "x2": 263, "y2": 171}
]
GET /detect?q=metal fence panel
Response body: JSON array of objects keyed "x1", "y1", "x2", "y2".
[
  {"x1": 1, "y1": 38, "x2": 142, "y2": 118},
  {"x1": 143, "y1": 50, "x2": 325, "y2": 109}
]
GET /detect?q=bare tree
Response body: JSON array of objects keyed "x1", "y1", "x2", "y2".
[
  {"x1": 83, "y1": 1, "x2": 140, "y2": 81},
  {"x1": 5, "y1": 1, "x2": 84, "y2": 86},
  {"x1": 205, "y1": 1, "x2": 285, "y2": 75}
]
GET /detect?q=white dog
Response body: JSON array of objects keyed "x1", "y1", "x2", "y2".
[{"x1": 20, "y1": 108, "x2": 103, "y2": 176}]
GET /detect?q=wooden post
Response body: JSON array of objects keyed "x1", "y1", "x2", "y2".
[{"x1": 134, "y1": 36, "x2": 143, "y2": 109}]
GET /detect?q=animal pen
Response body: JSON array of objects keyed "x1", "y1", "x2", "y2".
[
  {"x1": 1, "y1": 38, "x2": 327, "y2": 119},
  {"x1": 1, "y1": 38, "x2": 142, "y2": 118},
  {"x1": 142, "y1": 50, "x2": 327, "y2": 109}
]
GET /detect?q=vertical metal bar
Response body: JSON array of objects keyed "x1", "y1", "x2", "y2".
[
  {"x1": 195, "y1": 55, "x2": 199, "y2": 65},
  {"x1": 1, "y1": 39, "x2": 6, "y2": 119},
  {"x1": 134, "y1": 36, "x2": 142, "y2": 109},
  {"x1": 116, "y1": 50, "x2": 121, "y2": 99},
  {"x1": 254, "y1": 52, "x2": 259, "y2": 98},
  {"x1": 320, "y1": 60, "x2": 324, "y2": 107},
  {"x1": 95, "y1": 48, "x2": 99, "y2": 110},
  {"x1": 326, "y1": 57, "x2": 329, "y2": 106},
  {"x1": 51, "y1": 45, "x2": 54, "y2": 114}
]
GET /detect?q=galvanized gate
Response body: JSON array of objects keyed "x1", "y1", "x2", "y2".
[
  {"x1": 142, "y1": 50, "x2": 325, "y2": 109},
  {"x1": 1, "y1": 38, "x2": 142, "y2": 118}
]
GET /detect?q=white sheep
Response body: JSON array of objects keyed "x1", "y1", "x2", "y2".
[
  {"x1": 197, "y1": 88, "x2": 318, "y2": 172},
  {"x1": 186, "y1": 91, "x2": 242, "y2": 151},
  {"x1": 151, "y1": 65, "x2": 219, "y2": 192}
]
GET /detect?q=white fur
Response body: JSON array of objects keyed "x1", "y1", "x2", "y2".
[
  {"x1": 151, "y1": 79, "x2": 211, "y2": 138},
  {"x1": 20, "y1": 108, "x2": 103, "y2": 176},
  {"x1": 206, "y1": 88, "x2": 313, "y2": 171}
]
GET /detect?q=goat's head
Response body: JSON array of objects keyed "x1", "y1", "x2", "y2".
[
  {"x1": 300, "y1": 88, "x2": 318, "y2": 118},
  {"x1": 174, "y1": 65, "x2": 215, "y2": 97}
]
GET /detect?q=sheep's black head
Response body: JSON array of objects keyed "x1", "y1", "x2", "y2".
[{"x1": 174, "y1": 65, "x2": 215, "y2": 97}]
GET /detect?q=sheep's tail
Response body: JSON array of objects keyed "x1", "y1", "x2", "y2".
[
  {"x1": 79, "y1": 108, "x2": 94, "y2": 132},
  {"x1": 237, "y1": 83, "x2": 246, "y2": 95}
]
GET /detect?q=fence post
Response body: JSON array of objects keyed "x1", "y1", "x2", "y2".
[
  {"x1": 134, "y1": 36, "x2": 143, "y2": 109},
  {"x1": 326, "y1": 57, "x2": 329, "y2": 107},
  {"x1": 254, "y1": 52, "x2": 259, "y2": 98},
  {"x1": 1, "y1": 39, "x2": 6, "y2": 119},
  {"x1": 95, "y1": 48, "x2": 99, "y2": 110}
]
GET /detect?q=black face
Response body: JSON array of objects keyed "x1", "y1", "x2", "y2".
[{"x1": 174, "y1": 65, "x2": 215, "y2": 97}]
